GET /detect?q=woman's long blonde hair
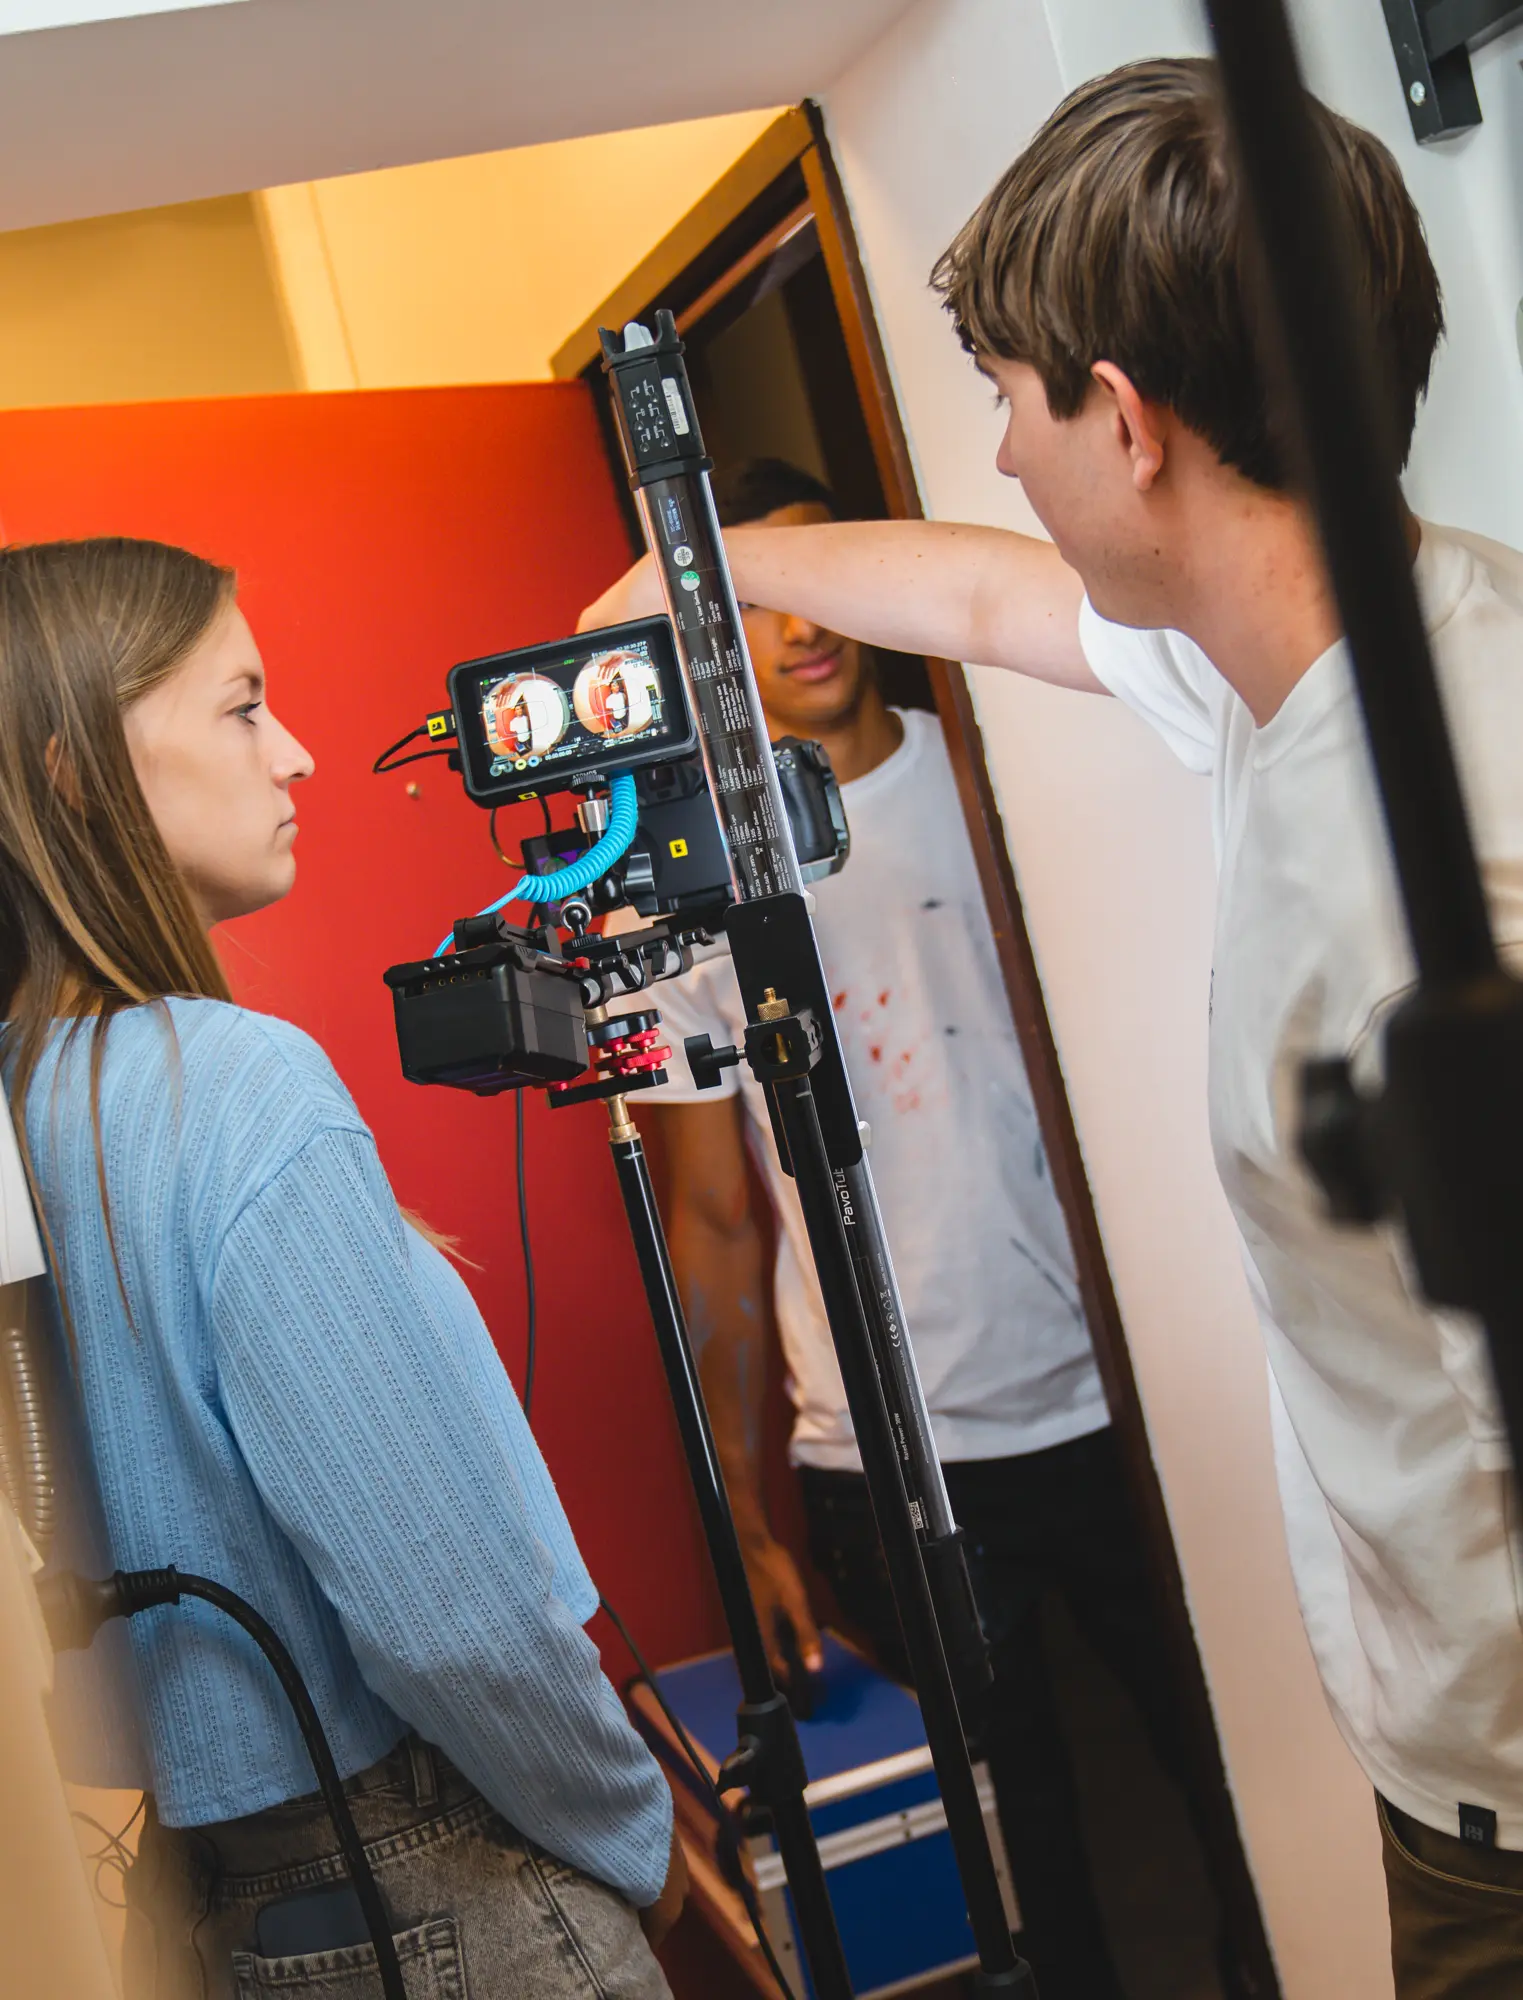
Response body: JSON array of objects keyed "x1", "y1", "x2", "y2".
[
  {"x1": 0, "y1": 537, "x2": 463, "y2": 1282},
  {"x1": 0, "y1": 538, "x2": 236, "y2": 1205}
]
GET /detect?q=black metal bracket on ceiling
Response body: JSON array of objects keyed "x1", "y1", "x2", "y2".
[{"x1": 1382, "y1": 0, "x2": 1523, "y2": 141}]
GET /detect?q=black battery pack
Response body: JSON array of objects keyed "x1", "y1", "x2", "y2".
[{"x1": 385, "y1": 939, "x2": 588, "y2": 1095}]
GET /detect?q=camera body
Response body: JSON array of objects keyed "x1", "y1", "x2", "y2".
[{"x1": 520, "y1": 737, "x2": 847, "y2": 922}]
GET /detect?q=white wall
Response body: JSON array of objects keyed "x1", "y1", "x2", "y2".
[
  {"x1": 1039, "y1": 0, "x2": 1523, "y2": 545},
  {"x1": 0, "y1": 1496, "x2": 120, "y2": 2000},
  {"x1": 818, "y1": 1, "x2": 1523, "y2": 1992}
]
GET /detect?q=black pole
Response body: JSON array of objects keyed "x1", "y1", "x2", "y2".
[
  {"x1": 599, "y1": 311, "x2": 1024, "y2": 1993},
  {"x1": 1201, "y1": 3, "x2": 1523, "y2": 1461},
  {"x1": 768, "y1": 1071, "x2": 1031, "y2": 1996},
  {"x1": 603, "y1": 1097, "x2": 856, "y2": 2000},
  {"x1": 1202, "y1": 0, "x2": 1491, "y2": 990}
]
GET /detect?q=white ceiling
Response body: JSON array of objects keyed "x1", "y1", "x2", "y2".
[
  {"x1": 0, "y1": 0, "x2": 246, "y2": 35},
  {"x1": 0, "y1": 0, "x2": 919, "y2": 232}
]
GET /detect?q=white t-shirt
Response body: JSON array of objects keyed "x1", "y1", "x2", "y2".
[
  {"x1": 1079, "y1": 522, "x2": 1523, "y2": 1843},
  {"x1": 653, "y1": 707, "x2": 1108, "y2": 1471}
]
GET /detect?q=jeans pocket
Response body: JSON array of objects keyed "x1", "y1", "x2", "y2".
[
  {"x1": 524, "y1": 1850, "x2": 671, "y2": 1999},
  {"x1": 231, "y1": 1915, "x2": 467, "y2": 1998}
]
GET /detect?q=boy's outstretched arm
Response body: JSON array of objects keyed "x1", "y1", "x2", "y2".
[{"x1": 578, "y1": 519, "x2": 1102, "y2": 694}]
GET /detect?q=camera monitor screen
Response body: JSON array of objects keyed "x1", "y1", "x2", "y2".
[{"x1": 449, "y1": 617, "x2": 696, "y2": 804}]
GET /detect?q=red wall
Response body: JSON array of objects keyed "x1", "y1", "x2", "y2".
[{"x1": 0, "y1": 385, "x2": 726, "y2": 1677}]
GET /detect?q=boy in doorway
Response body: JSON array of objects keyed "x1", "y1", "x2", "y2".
[
  {"x1": 644, "y1": 456, "x2": 1222, "y2": 2000},
  {"x1": 584, "y1": 62, "x2": 1523, "y2": 1999}
]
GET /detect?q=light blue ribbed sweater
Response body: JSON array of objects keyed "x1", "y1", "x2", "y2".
[{"x1": 24, "y1": 997, "x2": 670, "y2": 1906}]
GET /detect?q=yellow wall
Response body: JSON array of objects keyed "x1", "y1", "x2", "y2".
[
  {"x1": 256, "y1": 109, "x2": 783, "y2": 391},
  {"x1": 0, "y1": 195, "x2": 297, "y2": 408},
  {"x1": 0, "y1": 111, "x2": 782, "y2": 410}
]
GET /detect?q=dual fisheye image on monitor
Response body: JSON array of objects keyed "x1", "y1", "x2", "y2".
[
  {"x1": 482, "y1": 643, "x2": 664, "y2": 773},
  {"x1": 449, "y1": 616, "x2": 695, "y2": 805}
]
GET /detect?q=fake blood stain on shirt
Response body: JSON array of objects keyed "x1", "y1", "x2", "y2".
[
  {"x1": 892, "y1": 1047, "x2": 920, "y2": 1115},
  {"x1": 645, "y1": 705, "x2": 1104, "y2": 1472}
]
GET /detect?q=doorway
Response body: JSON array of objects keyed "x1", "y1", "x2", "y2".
[{"x1": 558, "y1": 104, "x2": 1280, "y2": 2000}]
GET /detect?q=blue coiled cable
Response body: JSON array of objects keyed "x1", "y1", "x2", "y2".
[{"x1": 433, "y1": 771, "x2": 639, "y2": 956}]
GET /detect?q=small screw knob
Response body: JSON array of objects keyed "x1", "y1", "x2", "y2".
[
  {"x1": 1409, "y1": 79, "x2": 1427, "y2": 106},
  {"x1": 685, "y1": 1033, "x2": 743, "y2": 1091},
  {"x1": 757, "y1": 987, "x2": 790, "y2": 1022}
]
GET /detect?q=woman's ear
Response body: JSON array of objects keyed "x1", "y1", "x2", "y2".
[{"x1": 1090, "y1": 361, "x2": 1168, "y2": 493}]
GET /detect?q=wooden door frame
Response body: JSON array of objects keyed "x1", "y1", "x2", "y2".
[{"x1": 557, "y1": 104, "x2": 1281, "y2": 1997}]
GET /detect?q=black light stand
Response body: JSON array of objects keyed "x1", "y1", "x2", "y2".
[
  {"x1": 1200, "y1": 6, "x2": 1523, "y2": 1468},
  {"x1": 599, "y1": 314, "x2": 1031, "y2": 1996},
  {"x1": 600, "y1": 1073, "x2": 855, "y2": 2000}
]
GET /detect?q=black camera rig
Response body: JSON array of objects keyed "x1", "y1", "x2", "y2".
[
  {"x1": 377, "y1": 313, "x2": 1030, "y2": 2000},
  {"x1": 380, "y1": 672, "x2": 847, "y2": 1109}
]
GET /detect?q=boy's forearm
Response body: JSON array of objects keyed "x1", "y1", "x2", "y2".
[
  {"x1": 722, "y1": 519, "x2": 1096, "y2": 689},
  {"x1": 698, "y1": 1316, "x2": 773, "y2": 1550},
  {"x1": 578, "y1": 515, "x2": 1097, "y2": 689},
  {"x1": 667, "y1": 1213, "x2": 775, "y2": 1546}
]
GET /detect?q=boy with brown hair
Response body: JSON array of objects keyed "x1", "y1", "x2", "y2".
[
  {"x1": 648, "y1": 457, "x2": 1210, "y2": 2000},
  {"x1": 583, "y1": 58, "x2": 1523, "y2": 1996}
]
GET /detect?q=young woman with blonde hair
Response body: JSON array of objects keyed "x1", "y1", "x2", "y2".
[{"x1": 0, "y1": 537, "x2": 683, "y2": 1999}]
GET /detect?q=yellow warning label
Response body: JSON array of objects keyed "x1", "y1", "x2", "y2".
[
  {"x1": 669, "y1": 838, "x2": 689, "y2": 859},
  {"x1": 427, "y1": 714, "x2": 450, "y2": 738}
]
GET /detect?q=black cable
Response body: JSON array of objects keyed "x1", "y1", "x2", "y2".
[
  {"x1": 489, "y1": 799, "x2": 557, "y2": 872},
  {"x1": 598, "y1": 1593, "x2": 798, "y2": 2000},
  {"x1": 489, "y1": 809, "x2": 523, "y2": 870},
  {"x1": 375, "y1": 745, "x2": 454, "y2": 775},
  {"x1": 516, "y1": 1089, "x2": 536, "y2": 1421},
  {"x1": 598, "y1": 1595, "x2": 717, "y2": 1819},
  {"x1": 373, "y1": 724, "x2": 429, "y2": 775},
  {"x1": 72, "y1": 1795, "x2": 146, "y2": 1910},
  {"x1": 39, "y1": 1568, "x2": 406, "y2": 2000},
  {"x1": 374, "y1": 722, "x2": 424, "y2": 768}
]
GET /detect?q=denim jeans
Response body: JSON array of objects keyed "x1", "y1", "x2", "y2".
[{"x1": 122, "y1": 1732, "x2": 672, "y2": 1999}]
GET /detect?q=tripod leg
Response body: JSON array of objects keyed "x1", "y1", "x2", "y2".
[
  {"x1": 837, "y1": 1160, "x2": 994, "y2": 1721},
  {"x1": 723, "y1": 892, "x2": 993, "y2": 1716},
  {"x1": 769, "y1": 1075, "x2": 1035, "y2": 1997},
  {"x1": 603, "y1": 1097, "x2": 855, "y2": 2000}
]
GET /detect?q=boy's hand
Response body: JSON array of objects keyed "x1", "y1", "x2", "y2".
[
  {"x1": 745, "y1": 1533, "x2": 824, "y2": 1681},
  {"x1": 639, "y1": 1818, "x2": 689, "y2": 1948},
  {"x1": 578, "y1": 554, "x2": 662, "y2": 633}
]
